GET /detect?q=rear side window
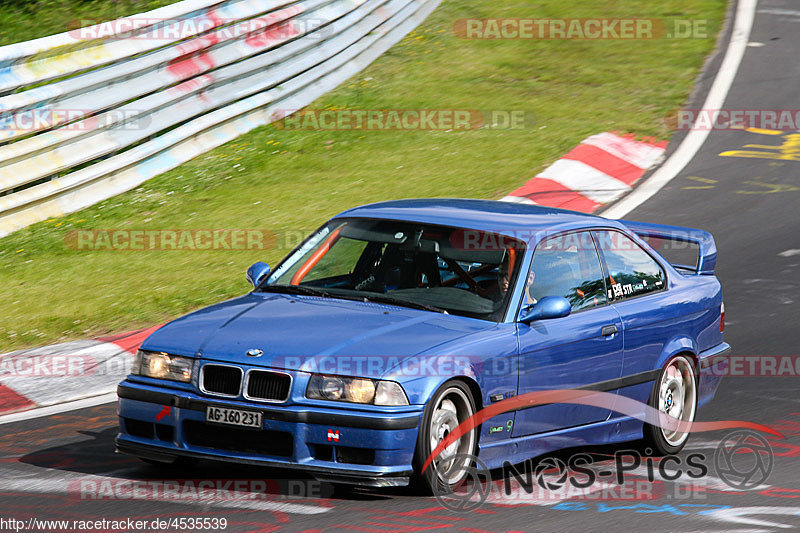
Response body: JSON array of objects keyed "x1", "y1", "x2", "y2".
[
  {"x1": 594, "y1": 230, "x2": 665, "y2": 301},
  {"x1": 527, "y1": 231, "x2": 607, "y2": 311}
]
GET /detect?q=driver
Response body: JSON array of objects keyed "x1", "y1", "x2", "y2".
[
  {"x1": 488, "y1": 255, "x2": 511, "y2": 302},
  {"x1": 524, "y1": 270, "x2": 537, "y2": 305}
]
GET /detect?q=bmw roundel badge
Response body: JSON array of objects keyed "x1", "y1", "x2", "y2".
[{"x1": 246, "y1": 348, "x2": 263, "y2": 357}]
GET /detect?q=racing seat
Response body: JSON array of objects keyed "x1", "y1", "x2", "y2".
[{"x1": 369, "y1": 246, "x2": 441, "y2": 291}]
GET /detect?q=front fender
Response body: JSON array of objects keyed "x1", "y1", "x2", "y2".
[
  {"x1": 381, "y1": 325, "x2": 519, "y2": 406},
  {"x1": 383, "y1": 351, "x2": 517, "y2": 406}
]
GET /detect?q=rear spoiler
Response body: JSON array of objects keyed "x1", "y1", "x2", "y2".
[{"x1": 620, "y1": 220, "x2": 717, "y2": 275}]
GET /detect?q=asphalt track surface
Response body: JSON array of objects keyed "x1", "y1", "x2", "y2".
[{"x1": 3, "y1": 1, "x2": 800, "y2": 531}]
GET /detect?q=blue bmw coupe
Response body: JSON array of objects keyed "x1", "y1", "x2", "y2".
[{"x1": 116, "y1": 199, "x2": 728, "y2": 492}]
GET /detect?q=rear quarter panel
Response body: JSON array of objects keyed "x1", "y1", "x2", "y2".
[{"x1": 613, "y1": 270, "x2": 723, "y2": 408}]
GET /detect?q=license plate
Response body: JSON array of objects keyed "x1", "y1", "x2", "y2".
[{"x1": 206, "y1": 406, "x2": 262, "y2": 428}]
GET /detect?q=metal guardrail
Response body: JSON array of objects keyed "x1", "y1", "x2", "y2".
[{"x1": 0, "y1": 0, "x2": 441, "y2": 237}]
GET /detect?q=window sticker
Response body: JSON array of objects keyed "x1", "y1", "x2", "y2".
[
  {"x1": 267, "y1": 226, "x2": 332, "y2": 283},
  {"x1": 596, "y1": 230, "x2": 666, "y2": 300}
]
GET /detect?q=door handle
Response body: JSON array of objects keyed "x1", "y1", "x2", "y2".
[{"x1": 601, "y1": 325, "x2": 618, "y2": 337}]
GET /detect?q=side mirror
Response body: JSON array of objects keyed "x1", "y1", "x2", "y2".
[
  {"x1": 519, "y1": 296, "x2": 571, "y2": 323},
  {"x1": 246, "y1": 262, "x2": 271, "y2": 288}
]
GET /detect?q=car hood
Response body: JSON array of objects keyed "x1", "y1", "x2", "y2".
[{"x1": 141, "y1": 292, "x2": 495, "y2": 375}]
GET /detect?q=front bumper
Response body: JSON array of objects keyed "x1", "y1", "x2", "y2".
[{"x1": 116, "y1": 381, "x2": 422, "y2": 487}]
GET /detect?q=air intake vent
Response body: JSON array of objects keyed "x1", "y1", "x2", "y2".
[
  {"x1": 201, "y1": 365, "x2": 242, "y2": 397},
  {"x1": 245, "y1": 370, "x2": 291, "y2": 402},
  {"x1": 183, "y1": 421, "x2": 293, "y2": 457},
  {"x1": 124, "y1": 418, "x2": 154, "y2": 439}
]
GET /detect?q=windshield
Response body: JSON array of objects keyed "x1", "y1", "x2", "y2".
[{"x1": 262, "y1": 218, "x2": 525, "y2": 321}]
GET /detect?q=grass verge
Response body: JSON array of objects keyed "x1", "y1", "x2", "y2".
[
  {"x1": 0, "y1": 1, "x2": 176, "y2": 46},
  {"x1": 0, "y1": 0, "x2": 726, "y2": 350}
]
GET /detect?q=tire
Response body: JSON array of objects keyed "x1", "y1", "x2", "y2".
[
  {"x1": 412, "y1": 380, "x2": 479, "y2": 495},
  {"x1": 643, "y1": 354, "x2": 698, "y2": 455}
]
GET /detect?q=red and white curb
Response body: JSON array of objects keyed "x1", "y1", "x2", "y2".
[
  {"x1": 501, "y1": 132, "x2": 667, "y2": 213},
  {"x1": 0, "y1": 326, "x2": 160, "y2": 416}
]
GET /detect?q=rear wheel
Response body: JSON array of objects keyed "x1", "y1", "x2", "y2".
[
  {"x1": 412, "y1": 381, "x2": 478, "y2": 494},
  {"x1": 643, "y1": 355, "x2": 698, "y2": 455}
]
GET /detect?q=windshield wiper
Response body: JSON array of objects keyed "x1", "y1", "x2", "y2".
[
  {"x1": 259, "y1": 285, "x2": 334, "y2": 298},
  {"x1": 261, "y1": 285, "x2": 447, "y2": 314},
  {"x1": 361, "y1": 294, "x2": 447, "y2": 314}
]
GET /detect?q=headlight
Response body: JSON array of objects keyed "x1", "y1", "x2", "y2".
[
  {"x1": 132, "y1": 350, "x2": 193, "y2": 383},
  {"x1": 306, "y1": 375, "x2": 408, "y2": 406}
]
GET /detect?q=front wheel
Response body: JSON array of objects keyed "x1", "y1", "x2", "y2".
[
  {"x1": 412, "y1": 381, "x2": 478, "y2": 494},
  {"x1": 643, "y1": 354, "x2": 698, "y2": 455}
]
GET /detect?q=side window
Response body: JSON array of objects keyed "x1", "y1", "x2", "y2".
[
  {"x1": 526, "y1": 231, "x2": 607, "y2": 311},
  {"x1": 594, "y1": 230, "x2": 665, "y2": 301}
]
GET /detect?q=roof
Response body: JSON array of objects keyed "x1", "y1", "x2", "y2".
[{"x1": 335, "y1": 198, "x2": 616, "y2": 244}]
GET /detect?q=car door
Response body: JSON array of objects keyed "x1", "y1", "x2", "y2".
[
  {"x1": 593, "y1": 229, "x2": 671, "y2": 407},
  {"x1": 513, "y1": 231, "x2": 624, "y2": 437}
]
